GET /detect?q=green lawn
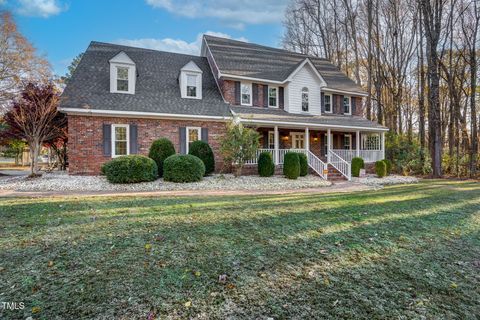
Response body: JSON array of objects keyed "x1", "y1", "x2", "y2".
[{"x1": 0, "y1": 180, "x2": 479, "y2": 319}]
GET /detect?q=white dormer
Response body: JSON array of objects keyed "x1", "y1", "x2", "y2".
[
  {"x1": 180, "y1": 61, "x2": 202, "y2": 99},
  {"x1": 110, "y1": 51, "x2": 136, "y2": 94}
]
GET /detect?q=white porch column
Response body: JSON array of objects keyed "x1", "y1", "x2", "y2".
[
  {"x1": 274, "y1": 126, "x2": 279, "y2": 165},
  {"x1": 305, "y1": 127, "x2": 310, "y2": 151},
  {"x1": 327, "y1": 128, "x2": 331, "y2": 163},
  {"x1": 381, "y1": 132, "x2": 385, "y2": 159},
  {"x1": 356, "y1": 130, "x2": 360, "y2": 157}
]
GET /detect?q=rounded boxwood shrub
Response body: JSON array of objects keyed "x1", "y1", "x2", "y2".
[
  {"x1": 148, "y1": 138, "x2": 175, "y2": 177},
  {"x1": 283, "y1": 152, "x2": 300, "y2": 179},
  {"x1": 163, "y1": 154, "x2": 205, "y2": 183},
  {"x1": 382, "y1": 159, "x2": 392, "y2": 175},
  {"x1": 258, "y1": 151, "x2": 275, "y2": 177},
  {"x1": 351, "y1": 157, "x2": 365, "y2": 177},
  {"x1": 375, "y1": 160, "x2": 387, "y2": 178},
  {"x1": 188, "y1": 140, "x2": 215, "y2": 175},
  {"x1": 298, "y1": 153, "x2": 308, "y2": 176},
  {"x1": 103, "y1": 155, "x2": 158, "y2": 184}
]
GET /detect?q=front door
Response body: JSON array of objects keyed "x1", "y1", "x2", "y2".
[{"x1": 291, "y1": 132, "x2": 305, "y2": 149}]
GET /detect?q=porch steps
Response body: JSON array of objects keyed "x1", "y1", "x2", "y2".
[{"x1": 327, "y1": 164, "x2": 347, "y2": 181}]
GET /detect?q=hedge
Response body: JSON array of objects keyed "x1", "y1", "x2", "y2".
[
  {"x1": 163, "y1": 154, "x2": 205, "y2": 183},
  {"x1": 102, "y1": 155, "x2": 158, "y2": 184},
  {"x1": 375, "y1": 160, "x2": 387, "y2": 178},
  {"x1": 283, "y1": 152, "x2": 300, "y2": 179},
  {"x1": 382, "y1": 159, "x2": 392, "y2": 175},
  {"x1": 351, "y1": 157, "x2": 365, "y2": 177},
  {"x1": 258, "y1": 151, "x2": 275, "y2": 177},
  {"x1": 148, "y1": 138, "x2": 175, "y2": 177},
  {"x1": 188, "y1": 140, "x2": 215, "y2": 175},
  {"x1": 298, "y1": 153, "x2": 308, "y2": 176}
]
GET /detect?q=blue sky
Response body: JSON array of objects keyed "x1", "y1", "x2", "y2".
[{"x1": 2, "y1": 0, "x2": 288, "y2": 76}]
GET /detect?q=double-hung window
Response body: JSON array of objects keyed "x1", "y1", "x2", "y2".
[
  {"x1": 291, "y1": 132, "x2": 305, "y2": 149},
  {"x1": 241, "y1": 83, "x2": 252, "y2": 105},
  {"x1": 268, "y1": 87, "x2": 278, "y2": 107},
  {"x1": 186, "y1": 127, "x2": 201, "y2": 153},
  {"x1": 116, "y1": 67, "x2": 129, "y2": 92},
  {"x1": 186, "y1": 74, "x2": 197, "y2": 97},
  {"x1": 324, "y1": 94, "x2": 332, "y2": 113},
  {"x1": 112, "y1": 124, "x2": 129, "y2": 157},
  {"x1": 301, "y1": 87, "x2": 309, "y2": 112},
  {"x1": 343, "y1": 96, "x2": 351, "y2": 115}
]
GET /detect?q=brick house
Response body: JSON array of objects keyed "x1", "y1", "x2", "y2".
[{"x1": 60, "y1": 35, "x2": 388, "y2": 180}]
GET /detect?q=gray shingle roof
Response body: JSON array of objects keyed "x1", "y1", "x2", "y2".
[
  {"x1": 231, "y1": 106, "x2": 387, "y2": 131},
  {"x1": 204, "y1": 35, "x2": 366, "y2": 95},
  {"x1": 60, "y1": 41, "x2": 231, "y2": 117}
]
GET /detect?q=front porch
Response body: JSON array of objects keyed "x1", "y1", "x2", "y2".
[{"x1": 246, "y1": 126, "x2": 386, "y2": 180}]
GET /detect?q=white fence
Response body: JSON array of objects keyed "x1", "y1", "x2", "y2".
[{"x1": 331, "y1": 149, "x2": 383, "y2": 163}]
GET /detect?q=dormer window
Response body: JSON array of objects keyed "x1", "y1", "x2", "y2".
[
  {"x1": 180, "y1": 61, "x2": 203, "y2": 99},
  {"x1": 109, "y1": 51, "x2": 136, "y2": 94},
  {"x1": 268, "y1": 87, "x2": 278, "y2": 108},
  {"x1": 324, "y1": 94, "x2": 332, "y2": 113},
  {"x1": 343, "y1": 96, "x2": 351, "y2": 115},
  {"x1": 241, "y1": 82, "x2": 252, "y2": 105},
  {"x1": 301, "y1": 87, "x2": 309, "y2": 112}
]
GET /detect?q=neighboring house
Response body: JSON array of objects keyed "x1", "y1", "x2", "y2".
[{"x1": 60, "y1": 35, "x2": 388, "y2": 180}]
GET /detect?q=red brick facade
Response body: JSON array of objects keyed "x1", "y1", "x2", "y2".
[{"x1": 68, "y1": 115, "x2": 227, "y2": 175}]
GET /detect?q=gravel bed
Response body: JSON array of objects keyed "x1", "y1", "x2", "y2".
[
  {"x1": 0, "y1": 172, "x2": 332, "y2": 192},
  {"x1": 353, "y1": 174, "x2": 419, "y2": 186}
]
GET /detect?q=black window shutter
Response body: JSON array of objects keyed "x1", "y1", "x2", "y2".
[
  {"x1": 351, "y1": 97, "x2": 356, "y2": 115},
  {"x1": 234, "y1": 81, "x2": 241, "y2": 105},
  {"x1": 321, "y1": 92, "x2": 325, "y2": 113},
  {"x1": 263, "y1": 85, "x2": 268, "y2": 107},
  {"x1": 279, "y1": 87, "x2": 284, "y2": 109},
  {"x1": 252, "y1": 83, "x2": 258, "y2": 106},
  {"x1": 129, "y1": 124, "x2": 138, "y2": 154},
  {"x1": 103, "y1": 124, "x2": 111, "y2": 156},
  {"x1": 179, "y1": 127, "x2": 186, "y2": 154},
  {"x1": 201, "y1": 128, "x2": 208, "y2": 143}
]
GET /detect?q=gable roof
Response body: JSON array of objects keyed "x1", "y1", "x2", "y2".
[
  {"x1": 203, "y1": 35, "x2": 366, "y2": 95},
  {"x1": 60, "y1": 41, "x2": 230, "y2": 118}
]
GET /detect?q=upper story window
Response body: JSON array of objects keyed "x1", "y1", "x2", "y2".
[
  {"x1": 241, "y1": 83, "x2": 252, "y2": 105},
  {"x1": 301, "y1": 87, "x2": 309, "y2": 112},
  {"x1": 110, "y1": 52, "x2": 136, "y2": 94},
  {"x1": 180, "y1": 61, "x2": 202, "y2": 99},
  {"x1": 186, "y1": 74, "x2": 198, "y2": 97},
  {"x1": 324, "y1": 94, "x2": 332, "y2": 113},
  {"x1": 343, "y1": 96, "x2": 351, "y2": 115},
  {"x1": 112, "y1": 124, "x2": 129, "y2": 157},
  {"x1": 268, "y1": 87, "x2": 278, "y2": 108}
]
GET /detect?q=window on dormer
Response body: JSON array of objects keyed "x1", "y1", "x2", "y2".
[
  {"x1": 241, "y1": 83, "x2": 252, "y2": 105},
  {"x1": 268, "y1": 87, "x2": 278, "y2": 107},
  {"x1": 324, "y1": 94, "x2": 332, "y2": 113},
  {"x1": 301, "y1": 87, "x2": 309, "y2": 112},
  {"x1": 186, "y1": 74, "x2": 197, "y2": 97},
  {"x1": 116, "y1": 66, "x2": 129, "y2": 92}
]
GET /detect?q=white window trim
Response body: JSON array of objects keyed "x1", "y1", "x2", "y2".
[
  {"x1": 240, "y1": 82, "x2": 252, "y2": 106},
  {"x1": 111, "y1": 124, "x2": 130, "y2": 158},
  {"x1": 186, "y1": 74, "x2": 198, "y2": 98},
  {"x1": 268, "y1": 86, "x2": 278, "y2": 108},
  {"x1": 324, "y1": 94, "x2": 333, "y2": 113},
  {"x1": 344, "y1": 134, "x2": 352, "y2": 150},
  {"x1": 186, "y1": 127, "x2": 201, "y2": 154},
  {"x1": 343, "y1": 96, "x2": 352, "y2": 115},
  {"x1": 110, "y1": 63, "x2": 135, "y2": 94},
  {"x1": 182, "y1": 72, "x2": 202, "y2": 99},
  {"x1": 324, "y1": 133, "x2": 328, "y2": 156},
  {"x1": 301, "y1": 88, "x2": 309, "y2": 112},
  {"x1": 268, "y1": 131, "x2": 275, "y2": 149},
  {"x1": 290, "y1": 132, "x2": 305, "y2": 149}
]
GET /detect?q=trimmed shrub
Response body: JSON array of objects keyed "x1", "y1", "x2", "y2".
[
  {"x1": 351, "y1": 157, "x2": 365, "y2": 177},
  {"x1": 382, "y1": 159, "x2": 392, "y2": 175},
  {"x1": 298, "y1": 153, "x2": 308, "y2": 176},
  {"x1": 283, "y1": 152, "x2": 300, "y2": 179},
  {"x1": 163, "y1": 154, "x2": 205, "y2": 183},
  {"x1": 148, "y1": 138, "x2": 175, "y2": 177},
  {"x1": 103, "y1": 155, "x2": 158, "y2": 184},
  {"x1": 188, "y1": 140, "x2": 215, "y2": 175},
  {"x1": 375, "y1": 160, "x2": 387, "y2": 178},
  {"x1": 258, "y1": 151, "x2": 275, "y2": 177}
]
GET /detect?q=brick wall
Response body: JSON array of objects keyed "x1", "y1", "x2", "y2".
[
  {"x1": 220, "y1": 79, "x2": 236, "y2": 105},
  {"x1": 68, "y1": 115, "x2": 227, "y2": 175}
]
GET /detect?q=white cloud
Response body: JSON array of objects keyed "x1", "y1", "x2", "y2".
[
  {"x1": 145, "y1": 0, "x2": 288, "y2": 25},
  {"x1": 116, "y1": 31, "x2": 248, "y2": 56},
  {"x1": 17, "y1": 0, "x2": 65, "y2": 18}
]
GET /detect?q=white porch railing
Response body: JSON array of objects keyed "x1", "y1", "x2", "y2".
[
  {"x1": 245, "y1": 149, "x2": 275, "y2": 165},
  {"x1": 307, "y1": 150, "x2": 328, "y2": 179},
  {"x1": 329, "y1": 149, "x2": 351, "y2": 181},
  {"x1": 278, "y1": 148, "x2": 306, "y2": 165},
  {"x1": 331, "y1": 149, "x2": 383, "y2": 163}
]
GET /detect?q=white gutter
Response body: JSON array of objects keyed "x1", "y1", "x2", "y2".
[
  {"x1": 59, "y1": 107, "x2": 232, "y2": 121},
  {"x1": 322, "y1": 87, "x2": 368, "y2": 97},
  {"x1": 238, "y1": 117, "x2": 389, "y2": 132}
]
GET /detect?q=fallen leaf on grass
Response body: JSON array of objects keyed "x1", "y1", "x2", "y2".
[
  {"x1": 32, "y1": 306, "x2": 41, "y2": 314},
  {"x1": 145, "y1": 243, "x2": 152, "y2": 252},
  {"x1": 226, "y1": 283, "x2": 236, "y2": 289},
  {"x1": 184, "y1": 301, "x2": 192, "y2": 308},
  {"x1": 450, "y1": 282, "x2": 458, "y2": 289},
  {"x1": 47, "y1": 261, "x2": 54, "y2": 267},
  {"x1": 194, "y1": 271, "x2": 201, "y2": 277}
]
